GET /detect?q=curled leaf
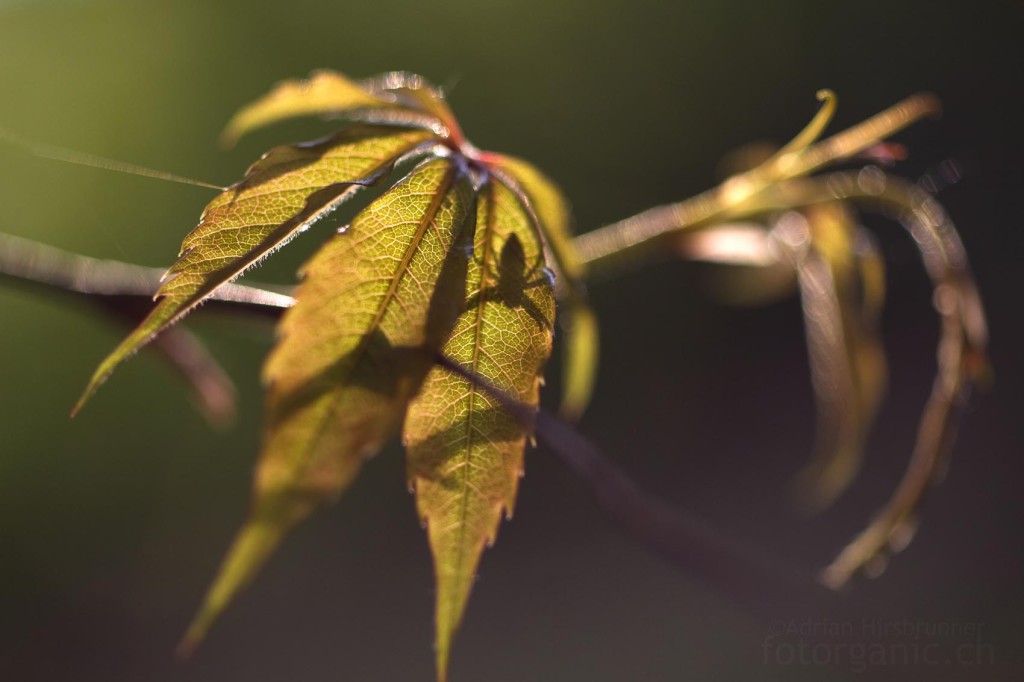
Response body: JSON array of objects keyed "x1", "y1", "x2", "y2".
[
  {"x1": 404, "y1": 179, "x2": 555, "y2": 681},
  {"x1": 668, "y1": 208, "x2": 885, "y2": 507},
  {"x1": 179, "y1": 157, "x2": 478, "y2": 654},
  {"x1": 817, "y1": 174, "x2": 987, "y2": 587},
  {"x1": 790, "y1": 204, "x2": 888, "y2": 512},
  {"x1": 774, "y1": 89, "x2": 838, "y2": 159},
  {"x1": 75, "y1": 126, "x2": 435, "y2": 414}
]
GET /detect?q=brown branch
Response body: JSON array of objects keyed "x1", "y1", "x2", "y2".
[
  {"x1": 0, "y1": 232, "x2": 293, "y2": 316},
  {"x1": 0, "y1": 232, "x2": 293, "y2": 425},
  {"x1": 435, "y1": 353, "x2": 891, "y2": 620}
]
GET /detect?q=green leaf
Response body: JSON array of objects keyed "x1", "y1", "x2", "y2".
[
  {"x1": 558, "y1": 302, "x2": 599, "y2": 419},
  {"x1": 360, "y1": 71, "x2": 459, "y2": 132},
  {"x1": 74, "y1": 125, "x2": 435, "y2": 414},
  {"x1": 404, "y1": 179, "x2": 555, "y2": 682},
  {"x1": 223, "y1": 70, "x2": 400, "y2": 146},
  {"x1": 490, "y1": 155, "x2": 598, "y2": 419},
  {"x1": 488, "y1": 154, "x2": 579, "y2": 284},
  {"x1": 178, "y1": 157, "x2": 478, "y2": 654}
]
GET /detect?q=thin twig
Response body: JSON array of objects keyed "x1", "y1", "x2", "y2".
[
  {"x1": 571, "y1": 94, "x2": 940, "y2": 277},
  {"x1": 435, "y1": 353, "x2": 892, "y2": 620},
  {"x1": 0, "y1": 232, "x2": 292, "y2": 424},
  {"x1": 0, "y1": 232, "x2": 293, "y2": 315}
]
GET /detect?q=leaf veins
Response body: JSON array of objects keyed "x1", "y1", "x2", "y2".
[
  {"x1": 179, "y1": 157, "x2": 478, "y2": 653},
  {"x1": 75, "y1": 125, "x2": 435, "y2": 413},
  {"x1": 404, "y1": 178, "x2": 556, "y2": 682}
]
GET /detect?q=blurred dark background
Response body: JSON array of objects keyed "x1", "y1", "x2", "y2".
[{"x1": 1, "y1": 1, "x2": 1022, "y2": 680}]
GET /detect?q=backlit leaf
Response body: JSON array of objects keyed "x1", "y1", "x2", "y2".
[
  {"x1": 223, "y1": 70, "x2": 408, "y2": 146},
  {"x1": 179, "y1": 157, "x2": 478, "y2": 653},
  {"x1": 821, "y1": 176, "x2": 987, "y2": 587},
  {"x1": 404, "y1": 179, "x2": 555, "y2": 681},
  {"x1": 489, "y1": 155, "x2": 577, "y2": 280},
  {"x1": 490, "y1": 155, "x2": 598, "y2": 419},
  {"x1": 75, "y1": 126, "x2": 435, "y2": 414},
  {"x1": 359, "y1": 71, "x2": 461, "y2": 136}
]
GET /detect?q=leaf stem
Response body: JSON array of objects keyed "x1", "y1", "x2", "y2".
[
  {"x1": 578, "y1": 166, "x2": 990, "y2": 585},
  {"x1": 572, "y1": 93, "x2": 941, "y2": 278}
]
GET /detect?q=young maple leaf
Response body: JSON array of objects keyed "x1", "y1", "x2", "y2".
[
  {"x1": 1, "y1": 78, "x2": 988, "y2": 680},
  {"x1": 71, "y1": 70, "x2": 598, "y2": 681}
]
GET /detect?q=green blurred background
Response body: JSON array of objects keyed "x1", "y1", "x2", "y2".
[{"x1": 1, "y1": 1, "x2": 1022, "y2": 680}]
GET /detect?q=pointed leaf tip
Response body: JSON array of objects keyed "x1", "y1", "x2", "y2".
[
  {"x1": 78, "y1": 127, "x2": 433, "y2": 408},
  {"x1": 185, "y1": 157, "x2": 478, "y2": 649},
  {"x1": 405, "y1": 180, "x2": 555, "y2": 680},
  {"x1": 178, "y1": 512, "x2": 293, "y2": 657},
  {"x1": 73, "y1": 304, "x2": 177, "y2": 415},
  {"x1": 777, "y1": 89, "x2": 839, "y2": 158},
  {"x1": 221, "y1": 70, "x2": 390, "y2": 147}
]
